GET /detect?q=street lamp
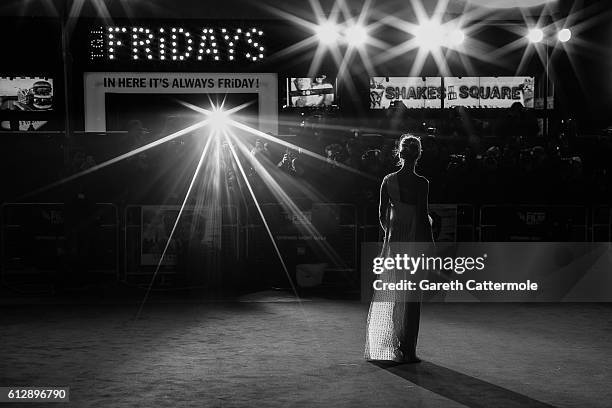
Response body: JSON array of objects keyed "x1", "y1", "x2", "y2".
[
  {"x1": 527, "y1": 27, "x2": 573, "y2": 138},
  {"x1": 558, "y1": 28, "x2": 572, "y2": 43},
  {"x1": 345, "y1": 24, "x2": 368, "y2": 47},
  {"x1": 413, "y1": 20, "x2": 466, "y2": 50},
  {"x1": 316, "y1": 22, "x2": 340, "y2": 45},
  {"x1": 527, "y1": 28, "x2": 544, "y2": 43}
]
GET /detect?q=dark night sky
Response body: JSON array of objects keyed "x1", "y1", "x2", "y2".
[{"x1": 0, "y1": 0, "x2": 611, "y2": 131}]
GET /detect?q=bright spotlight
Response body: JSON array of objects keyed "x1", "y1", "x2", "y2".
[
  {"x1": 316, "y1": 21, "x2": 340, "y2": 45},
  {"x1": 449, "y1": 29, "x2": 465, "y2": 46},
  {"x1": 345, "y1": 24, "x2": 368, "y2": 47},
  {"x1": 207, "y1": 106, "x2": 230, "y2": 131},
  {"x1": 558, "y1": 28, "x2": 571, "y2": 43},
  {"x1": 527, "y1": 28, "x2": 544, "y2": 43},
  {"x1": 413, "y1": 20, "x2": 446, "y2": 51}
]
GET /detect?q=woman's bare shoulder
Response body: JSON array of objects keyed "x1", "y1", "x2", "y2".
[
  {"x1": 414, "y1": 173, "x2": 429, "y2": 182},
  {"x1": 415, "y1": 174, "x2": 430, "y2": 188},
  {"x1": 382, "y1": 171, "x2": 399, "y2": 183}
]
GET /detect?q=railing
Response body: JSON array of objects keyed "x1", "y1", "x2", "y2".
[
  {"x1": 479, "y1": 205, "x2": 589, "y2": 242},
  {"x1": 123, "y1": 204, "x2": 240, "y2": 286},
  {"x1": 592, "y1": 205, "x2": 611, "y2": 242},
  {"x1": 0, "y1": 202, "x2": 119, "y2": 282},
  {"x1": 1, "y1": 201, "x2": 608, "y2": 291},
  {"x1": 245, "y1": 202, "x2": 358, "y2": 288},
  {"x1": 360, "y1": 203, "x2": 476, "y2": 243}
]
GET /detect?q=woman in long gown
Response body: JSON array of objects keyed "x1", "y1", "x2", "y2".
[{"x1": 365, "y1": 134, "x2": 434, "y2": 363}]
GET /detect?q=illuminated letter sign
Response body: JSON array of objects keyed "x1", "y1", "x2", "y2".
[{"x1": 89, "y1": 25, "x2": 266, "y2": 63}]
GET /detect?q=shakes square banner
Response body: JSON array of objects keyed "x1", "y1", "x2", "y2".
[{"x1": 369, "y1": 76, "x2": 535, "y2": 109}]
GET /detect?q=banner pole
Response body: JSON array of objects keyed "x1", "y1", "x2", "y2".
[
  {"x1": 60, "y1": 0, "x2": 74, "y2": 168},
  {"x1": 545, "y1": 46, "x2": 550, "y2": 139}
]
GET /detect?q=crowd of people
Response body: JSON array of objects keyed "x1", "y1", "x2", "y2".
[
  {"x1": 242, "y1": 109, "x2": 611, "y2": 207},
  {"x1": 2, "y1": 109, "x2": 611, "y2": 209}
]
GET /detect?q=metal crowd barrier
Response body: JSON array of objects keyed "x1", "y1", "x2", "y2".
[
  {"x1": 123, "y1": 204, "x2": 240, "y2": 286},
  {"x1": 360, "y1": 204, "x2": 383, "y2": 244},
  {"x1": 456, "y1": 204, "x2": 476, "y2": 241},
  {"x1": 1, "y1": 202, "x2": 605, "y2": 290},
  {"x1": 359, "y1": 203, "x2": 476, "y2": 243},
  {"x1": 245, "y1": 202, "x2": 478, "y2": 290},
  {"x1": 0, "y1": 202, "x2": 119, "y2": 282},
  {"x1": 592, "y1": 205, "x2": 611, "y2": 242},
  {"x1": 245, "y1": 202, "x2": 359, "y2": 288},
  {"x1": 479, "y1": 205, "x2": 589, "y2": 242}
]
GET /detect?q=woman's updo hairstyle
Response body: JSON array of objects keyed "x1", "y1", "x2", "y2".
[{"x1": 396, "y1": 134, "x2": 422, "y2": 166}]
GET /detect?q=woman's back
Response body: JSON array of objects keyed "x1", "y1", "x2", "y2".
[
  {"x1": 384, "y1": 171, "x2": 432, "y2": 243},
  {"x1": 393, "y1": 171, "x2": 427, "y2": 205}
]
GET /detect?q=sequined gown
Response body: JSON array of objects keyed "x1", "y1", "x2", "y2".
[{"x1": 364, "y1": 172, "x2": 433, "y2": 362}]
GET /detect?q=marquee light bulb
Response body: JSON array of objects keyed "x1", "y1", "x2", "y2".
[{"x1": 95, "y1": 24, "x2": 267, "y2": 64}]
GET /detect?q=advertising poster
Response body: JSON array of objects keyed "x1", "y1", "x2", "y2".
[
  {"x1": 429, "y1": 204, "x2": 458, "y2": 242},
  {"x1": 445, "y1": 76, "x2": 535, "y2": 108},
  {"x1": 370, "y1": 76, "x2": 535, "y2": 109},
  {"x1": 84, "y1": 72, "x2": 278, "y2": 134},
  {"x1": 287, "y1": 76, "x2": 336, "y2": 107},
  {"x1": 141, "y1": 205, "x2": 221, "y2": 266},
  {"x1": 0, "y1": 77, "x2": 54, "y2": 111},
  {"x1": 369, "y1": 77, "x2": 442, "y2": 109},
  {"x1": 0, "y1": 120, "x2": 50, "y2": 131}
]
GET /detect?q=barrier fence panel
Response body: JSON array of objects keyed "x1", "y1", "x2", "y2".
[
  {"x1": 456, "y1": 204, "x2": 476, "y2": 242},
  {"x1": 311, "y1": 203, "x2": 358, "y2": 288},
  {"x1": 1, "y1": 202, "x2": 119, "y2": 284},
  {"x1": 359, "y1": 203, "x2": 475, "y2": 244},
  {"x1": 123, "y1": 204, "x2": 240, "y2": 287},
  {"x1": 360, "y1": 204, "x2": 383, "y2": 244},
  {"x1": 592, "y1": 206, "x2": 611, "y2": 242},
  {"x1": 246, "y1": 202, "x2": 358, "y2": 290},
  {"x1": 479, "y1": 205, "x2": 588, "y2": 242}
]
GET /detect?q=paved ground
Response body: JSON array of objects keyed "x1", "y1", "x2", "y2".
[{"x1": 0, "y1": 294, "x2": 611, "y2": 407}]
